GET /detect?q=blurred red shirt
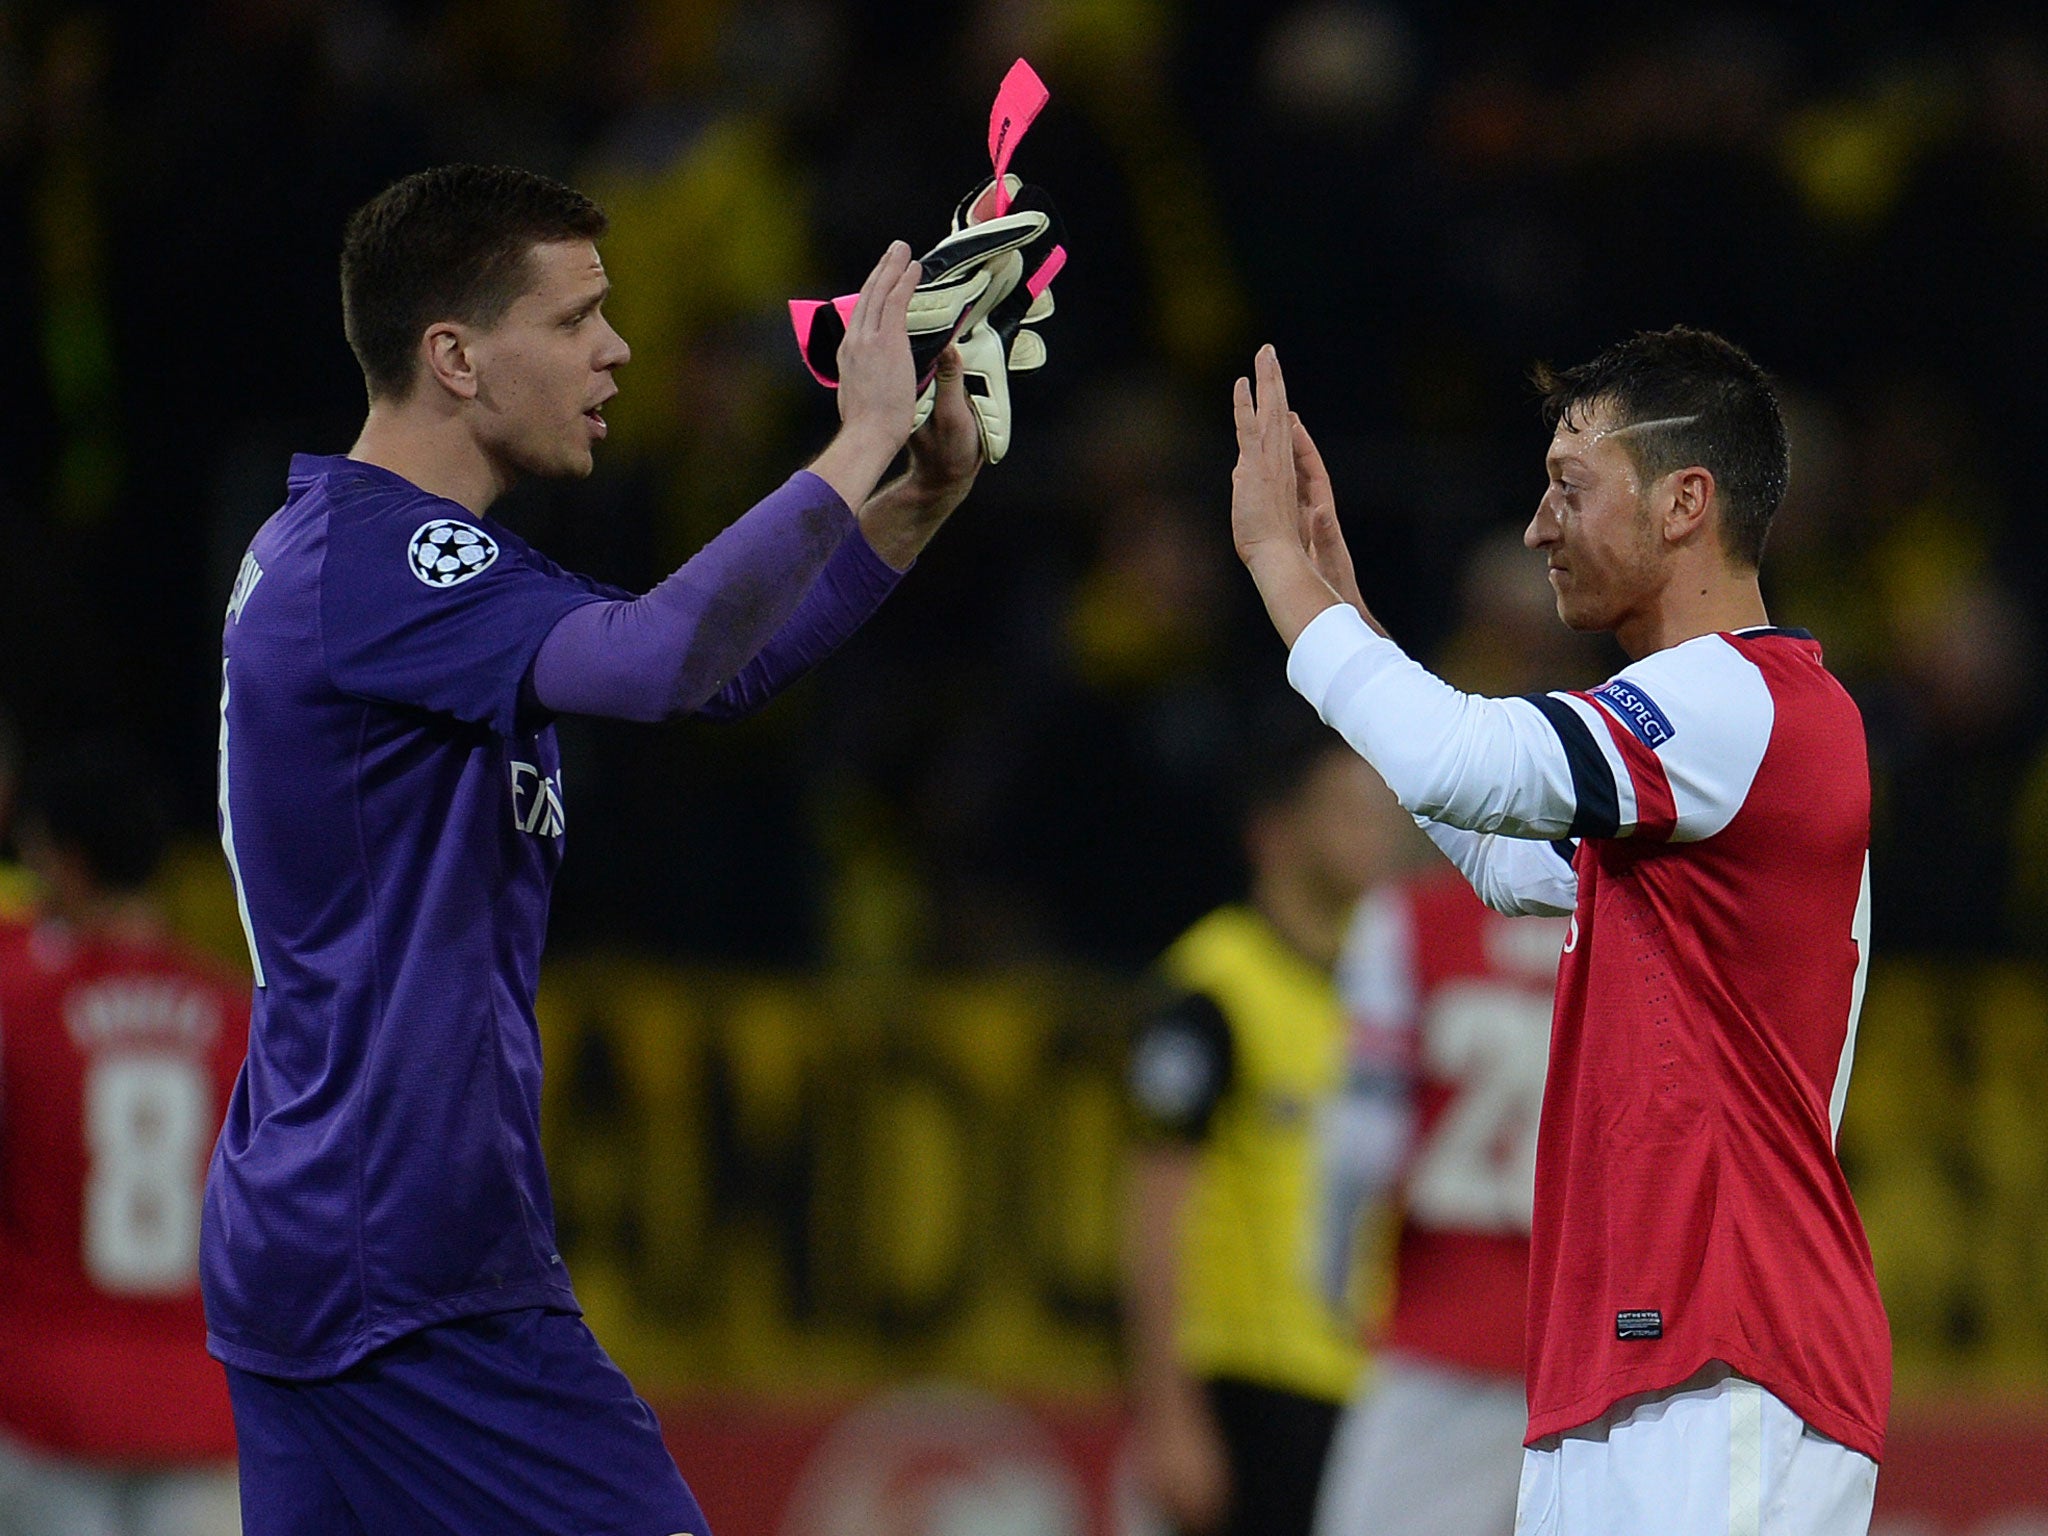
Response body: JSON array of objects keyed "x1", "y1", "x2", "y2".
[{"x1": 0, "y1": 916, "x2": 248, "y2": 1462}]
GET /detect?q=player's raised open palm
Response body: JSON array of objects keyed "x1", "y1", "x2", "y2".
[
  {"x1": 1291, "y1": 416, "x2": 1367, "y2": 618},
  {"x1": 1231, "y1": 345, "x2": 1302, "y2": 567},
  {"x1": 1232, "y1": 346, "x2": 1385, "y2": 643},
  {"x1": 835, "y1": 240, "x2": 923, "y2": 449}
]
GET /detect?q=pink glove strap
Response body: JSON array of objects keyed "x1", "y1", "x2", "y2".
[
  {"x1": 789, "y1": 57, "x2": 1051, "y2": 376},
  {"x1": 987, "y1": 59, "x2": 1050, "y2": 217},
  {"x1": 788, "y1": 294, "x2": 861, "y2": 388},
  {"x1": 1025, "y1": 244, "x2": 1066, "y2": 299}
]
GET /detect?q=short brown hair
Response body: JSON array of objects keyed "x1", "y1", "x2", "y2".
[
  {"x1": 340, "y1": 165, "x2": 608, "y2": 400},
  {"x1": 1534, "y1": 326, "x2": 1789, "y2": 568}
]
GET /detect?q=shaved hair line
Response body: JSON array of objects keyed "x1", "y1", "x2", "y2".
[{"x1": 1601, "y1": 414, "x2": 1703, "y2": 438}]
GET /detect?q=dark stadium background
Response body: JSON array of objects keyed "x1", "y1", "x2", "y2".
[{"x1": 2, "y1": 4, "x2": 2044, "y2": 1532}]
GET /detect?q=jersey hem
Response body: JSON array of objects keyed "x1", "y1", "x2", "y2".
[
  {"x1": 1526, "y1": 1349, "x2": 1885, "y2": 1464},
  {"x1": 205, "y1": 1278, "x2": 581, "y2": 1381}
]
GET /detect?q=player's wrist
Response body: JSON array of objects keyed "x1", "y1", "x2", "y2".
[
  {"x1": 903, "y1": 440, "x2": 979, "y2": 502},
  {"x1": 855, "y1": 473, "x2": 964, "y2": 570},
  {"x1": 886, "y1": 471, "x2": 968, "y2": 521},
  {"x1": 1241, "y1": 535, "x2": 1316, "y2": 589},
  {"x1": 810, "y1": 420, "x2": 906, "y2": 512},
  {"x1": 1247, "y1": 543, "x2": 1346, "y2": 648},
  {"x1": 836, "y1": 412, "x2": 911, "y2": 463}
]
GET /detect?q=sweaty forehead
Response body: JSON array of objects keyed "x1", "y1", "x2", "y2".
[
  {"x1": 1555, "y1": 393, "x2": 1627, "y2": 440},
  {"x1": 1548, "y1": 398, "x2": 1631, "y2": 468}
]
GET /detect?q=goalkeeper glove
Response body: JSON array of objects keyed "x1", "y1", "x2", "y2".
[
  {"x1": 789, "y1": 206, "x2": 1049, "y2": 392},
  {"x1": 788, "y1": 58, "x2": 1066, "y2": 466},
  {"x1": 905, "y1": 178, "x2": 1066, "y2": 464},
  {"x1": 914, "y1": 311, "x2": 1018, "y2": 463},
  {"x1": 949, "y1": 174, "x2": 1065, "y2": 375}
]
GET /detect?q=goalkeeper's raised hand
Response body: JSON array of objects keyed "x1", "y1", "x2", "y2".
[
  {"x1": 850, "y1": 342, "x2": 985, "y2": 570},
  {"x1": 908, "y1": 343, "x2": 984, "y2": 492},
  {"x1": 808, "y1": 241, "x2": 921, "y2": 512}
]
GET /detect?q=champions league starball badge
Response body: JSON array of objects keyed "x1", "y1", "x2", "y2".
[{"x1": 407, "y1": 519, "x2": 500, "y2": 588}]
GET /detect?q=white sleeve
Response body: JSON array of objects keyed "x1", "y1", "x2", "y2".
[
  {"x1": 1286, "y1": 605, "x2": 1777, "y2": 851},
  {"x1": 1315, "y1": 889, "x2": 1419, "y2": 1306},
  {"x1": 1287, "y1": 604, "x2": 1581, "y2": 839},
  {"x1": 1420, "y1": 819, "x2": 1578, "y2": 917}
]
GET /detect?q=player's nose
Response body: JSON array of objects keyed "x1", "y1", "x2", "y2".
[{"x1": 1525, "y1": 497, "x2": 1558, "y2": 548}]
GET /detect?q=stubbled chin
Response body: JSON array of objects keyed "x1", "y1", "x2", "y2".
[{"x1": 1554, "y1": 593, "x2": 1605, "y2": 632}]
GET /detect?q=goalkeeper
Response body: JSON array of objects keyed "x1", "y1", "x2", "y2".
[{"x1": 205, "y1": 163, "x2": 985, "y2": 1536}]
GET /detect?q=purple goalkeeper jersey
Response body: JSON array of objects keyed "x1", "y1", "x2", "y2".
[{"x1": 204, "y1": 453, "x2": 887, "y2": 1378}]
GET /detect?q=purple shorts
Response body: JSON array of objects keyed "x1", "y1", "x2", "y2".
[{"x1": 226, "y1": 1308, "x2": 709, "y2": 1536}]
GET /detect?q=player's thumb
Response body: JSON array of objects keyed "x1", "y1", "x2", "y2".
[{"x1": 931, "y1": 341, "x2": 965, "y2": 391}]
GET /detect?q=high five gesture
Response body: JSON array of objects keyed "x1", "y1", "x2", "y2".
[{"x1": 1230, "y1": 346, "x2": 1382, "y2": 645}]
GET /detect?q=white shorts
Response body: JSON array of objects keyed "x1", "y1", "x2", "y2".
[
  {"x1": 1514, "y1": 1364, "x2": 1877, "y2": 1536},
  {"x1": 0, "y1": 1429, "x2": 239, "y2": 1536},
  {"x1": 1312, "y1": 1355, "x2": 1527, "y2": 1536}
]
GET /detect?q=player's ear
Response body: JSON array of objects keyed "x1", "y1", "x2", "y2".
[
  {"x1": 1660, "y1": 465, "x2": 1715, "y2": 548},
  {"x1": 422, "y1": 322, "x2": 480, "y2": 401}
]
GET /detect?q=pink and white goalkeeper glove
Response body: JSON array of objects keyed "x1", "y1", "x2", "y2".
[{"x1": 788, "y1": 59, "x2": 1068, "y2": 466}]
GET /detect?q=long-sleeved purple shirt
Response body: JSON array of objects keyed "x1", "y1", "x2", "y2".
[
  {"x1": 529, "y1": 469, "x2": 900, "y2": 721},
  {"x1": 205, "y1": 455, "x2": 897, "y2": 1377}
]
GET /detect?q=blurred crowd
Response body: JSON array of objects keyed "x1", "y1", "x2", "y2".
[{"x1": 2, "y1": 0, "x2": 2046, "y2": 970}]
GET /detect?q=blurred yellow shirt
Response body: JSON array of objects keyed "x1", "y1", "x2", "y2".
[{"x1": 1160, "y1": 905, "x2": 1364, "y2": 1403}]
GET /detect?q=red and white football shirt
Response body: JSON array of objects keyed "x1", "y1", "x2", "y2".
[
  {"x1": 1525, "y1": 630, "x2": 1887, "y2": 1461},
  {"x1": 0, "y1": 918, "x2": 249, "y2": 1461},
  {"x1": 1341, "y1": 869, "x2": 1564, "y2": 1378},
  {"x1": 1289, "y1": 609, "x2": 1891, "y2": 1465}
]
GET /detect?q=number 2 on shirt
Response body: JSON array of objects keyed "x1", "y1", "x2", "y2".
[{"x1": 1406, "y1": 981, "x2": 1551, "y2": 1232}]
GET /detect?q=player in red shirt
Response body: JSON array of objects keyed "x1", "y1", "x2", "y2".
[
  {"x1": 1314, "y1": 864, "x2": 1565, "y2": 1536},
  {"x1": 1230, "y1": 329, "x2": 1889, "y2": 1536},
  {"x1": 0, "y1": 740, "x2": 248, "y2": 1534}
]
